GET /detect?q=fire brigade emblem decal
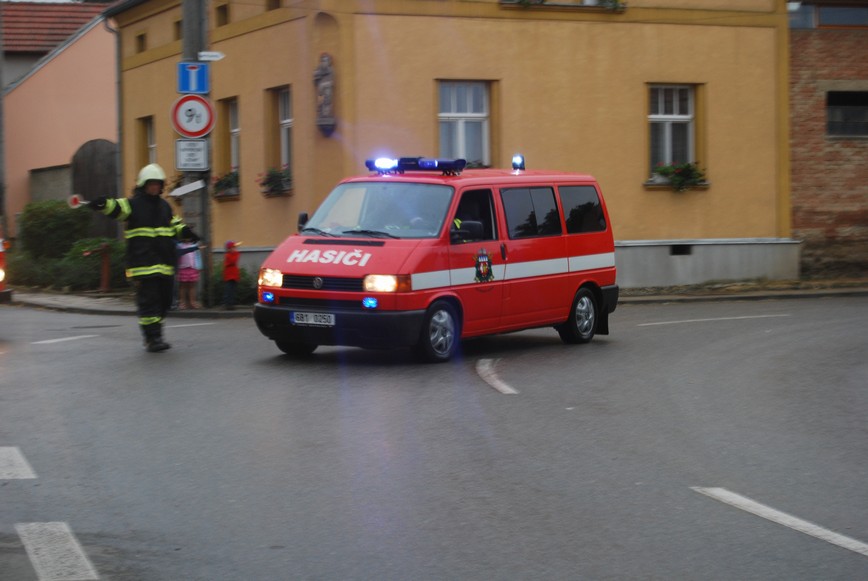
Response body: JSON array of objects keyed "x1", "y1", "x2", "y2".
[{"x1": 474, "y1": 248, "x2": 495, "y2": 283}]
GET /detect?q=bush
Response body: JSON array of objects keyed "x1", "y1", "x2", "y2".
[
  {"x1": 6, "y1": 238, "x2": 127, "y2": 291},
  {"x1": 19, "y1": 200, "x2": 92, "y2": 259}
]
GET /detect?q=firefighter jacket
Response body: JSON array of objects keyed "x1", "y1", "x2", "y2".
[{"x1": 99, "y1": 188, "x2": 199, "y2": 279}]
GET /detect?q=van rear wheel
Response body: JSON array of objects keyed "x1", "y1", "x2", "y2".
[
  {"x1": 416, "y1": 300, "x2": 459, "y2": 363},
  {"x1": 275, "y1": 339, "x2": 317, "y2": 357},
  {"x1": 557, "y1": 288, "x2": 598, "y2": 344}
]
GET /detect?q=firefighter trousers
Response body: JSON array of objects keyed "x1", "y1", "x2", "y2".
[{"x1": 135, "y1": 275, "x2": 175, "y2": 341}]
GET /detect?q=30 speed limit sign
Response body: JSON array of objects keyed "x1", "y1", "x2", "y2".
[{"x1": 171, "y1": 94, "x2": 214, "y2": 138}]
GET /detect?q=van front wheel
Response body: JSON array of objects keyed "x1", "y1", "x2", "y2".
[
  {"x1": 416, "y1": 301, "x2": 459, "y2": 363},
  {"x1": 557, "y1": 288, "x2": 598, "y2": 344}
]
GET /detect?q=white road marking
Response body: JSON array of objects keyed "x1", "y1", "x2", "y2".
[
  {"x1": 692, "y1": 487, "x2": 868, "y2": 558},
  {"x1": 32, "y1": 335, "x2": 98, "y2": 345},
  {"x1": 0, "y1": 446, "x2": 37, "y2": 479},
  {"x1": 15, "y1": 522, "x2": 99, "y2": 580},
  {"x1": 476, "y1": 359, "x2": 519, "y2": 395},
  {"x1": 638, "y1": 314, "x2": 791, "y2": 327},
  {"x1": 166, "y1": 322, "x2": 216, "y2": 328}
]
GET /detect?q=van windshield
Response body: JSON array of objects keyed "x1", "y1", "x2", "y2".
[{"x1": 304, "y1": 182, "x2": 454, "y2": 239}]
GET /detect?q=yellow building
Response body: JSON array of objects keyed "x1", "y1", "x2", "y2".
[{"x1": 105, "y1": 0, "x2": 797, "y2": 287}]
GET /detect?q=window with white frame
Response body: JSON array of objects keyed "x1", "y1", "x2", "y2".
[
  {"x1": 228, "y1": 98, "x2": 240, "y2": 171},
  {"x1": 145, "y1": 117, "x2": 156, "y2": 163},
  {"x1": 439, "y1": 81, "x2": 490, "y2": 167},
  {"x1": 278, "y1": 88, "x2": 293, "y2": 171},
  {"x1": 649, "y1": 85, "x2": 695, "y2": 174}
]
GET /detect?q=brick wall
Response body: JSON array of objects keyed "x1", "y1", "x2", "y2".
[{"x1": 790, "y1": 29, "x2": 868, "y2": 277}]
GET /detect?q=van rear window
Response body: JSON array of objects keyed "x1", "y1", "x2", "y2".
[
  {"x1": 501, "y1": 187, "x2": 562, "y2": 239},
  {"x1": 559, "y1": 185, "x2": 607, "y2": 234}
]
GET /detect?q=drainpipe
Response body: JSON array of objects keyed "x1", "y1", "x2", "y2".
[{"x1": 103, "y1": 16, "x2": 123, "y2": 207}]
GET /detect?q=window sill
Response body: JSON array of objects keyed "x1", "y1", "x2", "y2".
[
  {"x1": 499, "y1": 0, "x2": 626, "y2": 12},
  {"x1": 643, "y1": 181, "x2": 710, "y2": 192},
  {"x1": 213, "y1": 188, "x2": 240, "y2": 201}
]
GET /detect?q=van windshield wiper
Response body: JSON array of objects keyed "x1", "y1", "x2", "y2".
[
  {"x1": 300, "y1": 227, "x2": 338, "y2": 237},
  {"x1": 340, "y1": 228, "x2": 400, "y2": 239}
]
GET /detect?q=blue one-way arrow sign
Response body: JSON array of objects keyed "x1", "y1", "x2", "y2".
[{"x1": 177, "y1": 62, "x2": 210, "y2": 94}]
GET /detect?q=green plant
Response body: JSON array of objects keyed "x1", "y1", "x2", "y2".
[
  {"x1": 257, "y1": 166, "x2": 292, "y2": 195},
  {"x1": 213, "y1": 170, "x2": 240, "y2": 195},
  {"x1": 654, "y1": 161, "x2": 707, "y2": 192},
  {"x1": 18, "y1": 200, "x2": 92, "y2": 259},
  {"x1": 6, "y1": 238, "x2": 127, "y2": 291}
]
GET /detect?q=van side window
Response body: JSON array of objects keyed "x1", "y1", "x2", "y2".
[
  {"x1": 559, "y1": 185, "x2": 607, "y2": 234},
  {"x1": 452, "y1": 189, "x2": 497, "y2": 242},
  {"x1": 501, "y1": 187, "x2": 562, "y2": 239}
]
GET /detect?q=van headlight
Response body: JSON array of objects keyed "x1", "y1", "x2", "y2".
[
  {"x1": 258, "y1": 268, "x2": 283, "y2": 288},
  {"x1": 363, "y1": 274, "x2": 411, "y2": 293}
]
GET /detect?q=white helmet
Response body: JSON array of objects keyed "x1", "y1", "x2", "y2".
[{"x1": 137, "y1": 163, "x2": 167, "y2": 187}]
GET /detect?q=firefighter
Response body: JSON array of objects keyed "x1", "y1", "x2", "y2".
[{"x1": 89, "y1": 163, "x2": 200, "y2": 352}]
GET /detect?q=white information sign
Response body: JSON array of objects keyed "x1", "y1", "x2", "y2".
[{"x1": 175, "y1": 139, "x2": 209, "y2": 171}]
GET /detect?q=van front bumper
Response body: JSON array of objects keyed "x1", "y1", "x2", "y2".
[{"x1": 254, "y1": 303, "x2": 426, "y2": 350}]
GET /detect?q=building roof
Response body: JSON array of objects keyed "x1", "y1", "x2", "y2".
[{"x1": 2, "y1": 2, "x2": 107, "y2": 54}]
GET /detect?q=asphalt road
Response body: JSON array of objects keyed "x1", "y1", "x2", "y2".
[{"x1": 1, "y1": 297, "x2": 867, "y2": 580}]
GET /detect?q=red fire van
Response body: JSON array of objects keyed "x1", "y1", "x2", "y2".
[
  {"x1": 0, "y1": 238, "x2": 11, "y2": 303},
  {"x1": 254, "y1": 156, "x2": 618, "y2": 362}
]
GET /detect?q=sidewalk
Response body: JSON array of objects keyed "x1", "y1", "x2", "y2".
[{"x1": 7, "y1": 279, "x2": 868, "y2": 317}]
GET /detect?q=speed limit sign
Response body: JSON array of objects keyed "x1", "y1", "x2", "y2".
[{"x1": 171, "y1": 94, "x2": 214, "y2": 138}]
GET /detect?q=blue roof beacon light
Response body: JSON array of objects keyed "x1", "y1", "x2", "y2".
[
  {"x1": 364, "y1": 156, "x2": 467, "y2": 176},
  {"x1": 512, "y1": 154, "x2": 526, "y2": 171}
]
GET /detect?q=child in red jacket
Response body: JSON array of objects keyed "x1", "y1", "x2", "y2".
[{"x1": 223, "y1": 240, "x2": 241, "y2": 309}]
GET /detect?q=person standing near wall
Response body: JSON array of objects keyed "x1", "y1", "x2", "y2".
[{"x1": 89, "y1": 164, "x2": 199, "y2": 352}]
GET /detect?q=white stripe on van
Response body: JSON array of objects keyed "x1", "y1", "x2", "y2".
[
  {"x1": 503, "y1": 257, "x2": 568, "y2": 280},
  {"x1": 409, "y1": 252, "x2": 613, "y2": 292},
  {"x1": 569, "y1": 252, "x2": 616, "y2": 272}
]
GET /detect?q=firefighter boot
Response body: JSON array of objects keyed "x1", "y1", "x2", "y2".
[{"x1": 144, "y1": 324, "x2": 171, "y2": 352}]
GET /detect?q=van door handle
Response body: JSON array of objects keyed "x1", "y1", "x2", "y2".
[{"x1": 500, "y1": 243, "x2": 507, "y2": 261}]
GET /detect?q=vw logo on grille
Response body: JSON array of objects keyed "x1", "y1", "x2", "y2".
[{"x1": 312, "y1": 277, "x2": 324, "y2": 289}]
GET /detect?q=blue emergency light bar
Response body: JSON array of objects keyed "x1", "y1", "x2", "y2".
[{"x1": 365, "y1": 157, "x2": 467, "y2": 176}]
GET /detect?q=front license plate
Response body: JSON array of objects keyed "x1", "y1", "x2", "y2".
[{"x1": 291, "y1": 311, "x2": 335, "y2": 327}]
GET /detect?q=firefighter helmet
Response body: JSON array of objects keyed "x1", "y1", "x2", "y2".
[{"x1": 136, "y1": 163, "x2": 167, "y2": 187}]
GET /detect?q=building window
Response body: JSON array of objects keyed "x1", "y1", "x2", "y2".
[
  {"x1": 266, "y1": 0, "x2": 281, "y2": 10},
  {"x1": 135, "y1": 33, "x2": 147, "y2": 53},
  {"x1": 649, "y1": 85, "x2": 695, "y2": 174},
  {"x1": 827, "y1": 91, "x2": 868, "y2": 136},
  {"x1": 216, "y1": 3, "x2": 229, "y2": 26},
  {"x1": 228, "y1": 99, "x2": 240, "y2": 170},
  {"x1": 439, "y1": 81, "x2": 490, "y2": 167},
  {"x1": 278, "y1": 88, "x2": 293, "y2": 172},
  {"x1": 136, "y1": 116, "x2": 156, "y2": 168},
  {"x1": 789, "y1": 5, "x2": 868, "y2": 29},
  {"x1": 216, "y1": 98, "x2": 240, "y2": 175},
  {"x1": 173, "y1": 20, "x2": 182, "y2": 41}
]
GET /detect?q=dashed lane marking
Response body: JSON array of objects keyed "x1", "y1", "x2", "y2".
[
  {"x1": 0, "y1": 446, "x2": 37, "y2": 479},
  {"x1": 31, "y1": 335, "x2": 98, "y2": 345},
  {"x1": 637, "y1": 314, "x2": 791, "y2": 327},
  {"x1": 692, "y1": 487, "x2": 868, "y2": 558},
  {"x1": 15, "y1": 522, "x2": 99, "y2": 580},
  {"x1": 166, "y1": 322, "x2": 217, "y2": 328},
  {"x1": 476, "y1": 359, "x2": 519, "y2": 395}
]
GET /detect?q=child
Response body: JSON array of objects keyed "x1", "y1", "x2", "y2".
[
  {"x1": 223, "y1": 240, "x2": 241, "y2": 309},
  {"x1": 176, "y1": 237, "x2": 202, "y2": 309}
]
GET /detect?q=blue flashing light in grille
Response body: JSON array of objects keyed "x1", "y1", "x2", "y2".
[
  {"x1": 262, "y1": 291, "x2": 275, "y2": 304},
  {"x1": 362, "y1": 297, "x2": 379, "y2": 309}
]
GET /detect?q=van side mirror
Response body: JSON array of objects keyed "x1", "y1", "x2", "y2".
[
  {"x1": 451, "y1": 220, "x2": 484, "y2": 244},
  {"x1": 297, "y1": 212, "x2": 309, "y2": 232}
]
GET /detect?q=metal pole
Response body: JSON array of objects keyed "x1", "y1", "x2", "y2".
[{"x1": 182, "y1": 0, "x2": 212, "y2": 306}]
